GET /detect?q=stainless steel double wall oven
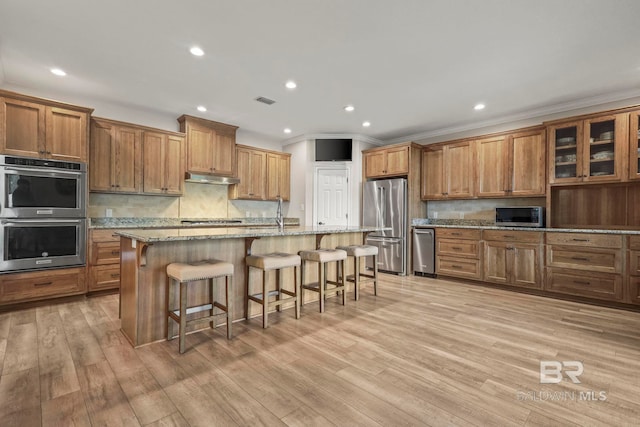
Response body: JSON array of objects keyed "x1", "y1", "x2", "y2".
[{"x1": 0, "y1": 155, "x2": 87, "y2": 272}]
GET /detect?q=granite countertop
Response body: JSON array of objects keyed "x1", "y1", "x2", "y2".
[
  {"x1": 115, "y1": 225, "x2": 384, "y2": 243},
  {"x1": 411, "y1": 218, "x2": 640, "y2": 235},
  {"x1": 89, "y1": 217, "x2": 299, "y2": 229}
]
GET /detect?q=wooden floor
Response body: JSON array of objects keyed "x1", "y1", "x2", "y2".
[{"x1": 1, "y1": 274, "x2": 640, "y2": 426}]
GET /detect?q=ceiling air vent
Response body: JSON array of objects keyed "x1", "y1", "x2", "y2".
[{"x1": 255, "y1": 96, "x2": 276, "y2": 105}]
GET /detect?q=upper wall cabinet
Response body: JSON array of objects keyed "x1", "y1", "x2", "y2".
[
  {"x1": 0, "y1": 91, "x2": 92, "y2": 162},
  {"x1": 178, "y1": 115, "x2": 237, "y2": 177},
  {"x1": 628, "y1": 109, "x2": 640, "y2": 180},
  {"x1": 142, "y1": 131, "x2": 185, "y2": 196},
  {"x1": 266, "y1": 151, "x2": 291, "y2": 201},
  {"x1": 548, "y1": 113, "x2": 628, "y2": 185},
  {"x1": 421, "y1": 141, "x2": 474, "y2": 200},
  {"x1": 230, "y1": 145, "x2": 291, "y2": 201},
  {"x1": 90, "y1": 118, "x2": 141, "y2": 193},
  {"x1": 363, "y1": 144, "x2": 410, "y2": 178},
  {"x1": 476, "y1": 128, "x2": 545, "y2": 197}
]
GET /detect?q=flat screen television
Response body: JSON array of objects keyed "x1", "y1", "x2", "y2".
[{"x1": 315, "y1": 138, "x2": 352, "y2": 161}]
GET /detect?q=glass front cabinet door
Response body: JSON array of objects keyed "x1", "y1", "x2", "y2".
[{"x1": 549, "y1": 113, "x2": 627, "y2": 184}]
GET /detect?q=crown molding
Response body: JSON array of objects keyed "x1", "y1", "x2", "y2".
[{"x1": 384, "y1": 88, "x2": 640, "y2": 145}]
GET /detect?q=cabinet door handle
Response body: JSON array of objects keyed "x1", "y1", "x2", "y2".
[
  {"x1": 34, "y1": 281, "x2": 53, "y2": 287},
  {"x1": 451, "y1": 265, "x2": 463, "y2": 269},
  {"x1": 571, "y1": 257, "x2": 589, "y2": 261},
  {"x1": 573, "y1": 280, "x2": 591, "y2": 285},
  {"x1": 46, "y1": 151, "x2": 51, "y2": 155},
  {"x1": 451, "y1": 246, "x2": 462, "y2": 250},
  {"x1": 110, "y1": 273, "x2": 120, "y2": 278},
  {"x1": 451, "y1": 232, "x2": 461, "y2": 236},
  {"x1": 111, "y1": 234, "x2": 119, "y2": 238},
  {"x1": 572, "y1": 238, "x2": 590, "y2": 242},
  {"x1": 111, "y1": 250, "x2": 120, "y2": 255},
  {"x1": 502, "y1": 235, "x2": 515, "y2": 239}
]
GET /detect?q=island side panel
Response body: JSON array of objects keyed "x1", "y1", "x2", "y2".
[{"x1": 120, "y1": 237, "x2": 140, "y2": 346}]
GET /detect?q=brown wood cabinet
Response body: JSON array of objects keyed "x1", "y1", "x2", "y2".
[
  {"x1": 548, "y1": 113, "x2": 628, "y2": 185},
  {"x1": 178, "y1": 115, "x2": 237, "y2": 177},
  {"x1": 0, "y1": 267, "x2": 86, "y2": 305},
  {"x1": 0, "y1": 91, "x2": 92, "y2": 162},
  {"x1": 628, "y1": 109, "x2": 640, "y2": 180},
  {"x1": 435, "y1": 228, "x2": 482, "y2": 279},
  {"x1": 90, "y1": 118, "x2": 141, "y2": 193},
  {"x1": 545, "y1": 232, "x2": 623, "y2": 301},
  {"x1": 626, "y1": 236, "x2": 640, "y2": 305},
  {"x1": 142, "y1": 131, "x2": 185, "y2": 195},
  {"x1": 266, "y1": 152, "x2": 291, "y2": 200},
  {"x1": 88, "y1": 229, "x2": 121, "y2": 292},
  {"x1": 234, "y1": 145, "x2": 266, "y2": 200},
  {"x1": 482, "y1": 230, "x2": 543, "y2": 289},
  {"x1": 476, "y1": 128, "x2": 545, "y2": 197},
  {"x1": 363, "y1": 144, "x2": 410, "y2": 178},
  {"x1": 421, "y1": 141, "x2": 474, "y2": 200}
]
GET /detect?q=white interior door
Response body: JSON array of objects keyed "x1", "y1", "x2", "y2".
[{"x1": 315, "y1": 168, "x2": 349, "y2": 226}]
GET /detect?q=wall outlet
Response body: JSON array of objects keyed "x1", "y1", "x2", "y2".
[
  {"x1": 300, "y1": 204, "x2": 305, "y2": 211},
  {"x1": 105, "y1": 208, "x2": 113, "y2": 217}
]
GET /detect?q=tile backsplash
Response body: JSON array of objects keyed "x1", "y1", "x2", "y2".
[{"x1": 89, "y1": 183, "x2": 281, "y2": 218}]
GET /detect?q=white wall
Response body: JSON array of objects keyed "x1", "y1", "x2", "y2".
[{"x1": 284, "y1": 135, "x2": 382, "y2": 227}]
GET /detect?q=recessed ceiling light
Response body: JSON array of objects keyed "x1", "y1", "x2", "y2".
[
  {"x1": 344, "y1": 105, "x2": 355, "y2": 112},
  {"x1": 362, "y1": 121, "x2": 371, "y2": 127},
  {"x1": 474, "y1": 103, "x2": 486, "y2": 110},
  {"x1": 50, "y1": 68, "x2": 66, "y2": 77},
  {"x1": 197, "y1": 105, "x2": 207, "y2": 112},
  {"x1": 285, "y1": 80, "x2": 297, "y2": 89},
  {"x1": 190, "y1": 46, "x2": 204, "y2": 56},
  {"x1": 284, "y1": 128, "x2": 292, "y2": 134}
]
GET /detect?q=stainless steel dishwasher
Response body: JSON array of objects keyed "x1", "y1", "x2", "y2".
[{"x1": 413, "y1": 228, "x2": 435, "y2": 277}]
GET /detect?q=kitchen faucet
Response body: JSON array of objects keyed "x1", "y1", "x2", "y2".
[{"x1": 276, "y1": 196, "x2": 284, "y2": 231}]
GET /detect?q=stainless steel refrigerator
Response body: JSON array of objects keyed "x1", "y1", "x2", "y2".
[{"x1": 363, "y1": 178, "x2": 407, "y2": 275}]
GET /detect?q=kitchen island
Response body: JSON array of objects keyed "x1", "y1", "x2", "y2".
[{"x1": 116, "y1": 225, "x2": 382, "y2": 347}]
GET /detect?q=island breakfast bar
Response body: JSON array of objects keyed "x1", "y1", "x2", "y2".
[{"x1": 116, "y1": 226, "x2": 382, "y2": 347}]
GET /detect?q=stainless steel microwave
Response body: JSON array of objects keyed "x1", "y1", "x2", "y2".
[{"x1": 495, "y1": 207, "x2": 544, "y2": 228}]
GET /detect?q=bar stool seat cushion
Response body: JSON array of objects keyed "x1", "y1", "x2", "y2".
[
  {"x1": 336, "y1": 245, "x2": 378, "y2": 257},
  {"x1": 300, "y1": 248, "x2": 347, "y2": 263},
  {"x1": 247, "y1": 252, "x2": 301, "y2": 271},
  {"x1": 167, "y1": 259, "x2": 234, "y2": 282}
]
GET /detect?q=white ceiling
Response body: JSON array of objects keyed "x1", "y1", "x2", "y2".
[{"x1": 1, "y1": 0, "x2": 640, "y2": 143}]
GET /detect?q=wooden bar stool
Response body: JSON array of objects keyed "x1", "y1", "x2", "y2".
[
  {"x1": 166, "y1": 259, "x2": 234, "y2": 354},
  {"x1": 299, "y1": 248, "x2": 347, "y2": 313},
  {"x1": 245, "y1": 252, "x2": 301, "y2": 328},
  {"x1": 336, "y1": 245, "x2": 379, "y2": 300}
]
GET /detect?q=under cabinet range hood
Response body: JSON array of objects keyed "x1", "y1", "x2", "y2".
[{"x1": 184, "y1": 172, "x2": 240, "y2": 185}]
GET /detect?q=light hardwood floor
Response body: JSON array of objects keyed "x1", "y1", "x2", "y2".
[{"x1": 1, "y1": 274, "x2": 640, "y2": 426}]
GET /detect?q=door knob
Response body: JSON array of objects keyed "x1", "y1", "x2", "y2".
[{"x1": 318, "y1": 221, "x2": 325, "y2": 225}]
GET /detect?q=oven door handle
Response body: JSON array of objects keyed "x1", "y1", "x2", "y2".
[
  {"x1": 1, "y1": 219, "x2": 84, "y2": 225},
  {"x1": 3, "y1": 166, "x2": 84, "y2": 177}
]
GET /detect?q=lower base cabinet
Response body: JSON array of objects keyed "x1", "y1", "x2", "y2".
[
  {"x1": 435, "y1": 228, "x2": 482, "y2": 280},
  {"x1": 545, "y1": 268, "x2": 623, "y2": 301},
  {"x1": 483, "y1": 230, "x2": 543, "y2": 289},
  {"x1": 628, "y1": 276, "x2": 640, "y2": 304},
  {"x1": 88, "y1": 229, "x2": 121, "y2": 292},
  {"x1": 0, "y1": 267, "x2": 86, "y2": 305}
]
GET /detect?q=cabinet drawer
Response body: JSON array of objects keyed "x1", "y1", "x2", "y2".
[
  {"x1": 629, "y1": 235, "x2": 640, "y2": 251},
  {"x1": 437, "y1": 239, "x2": 480, "y2": 258},
  {"x1": 436, "y1": 257, "x2": 481, "y2": 279},
  {"x1": 89, "y1": 264, "x2": 120, "y2": 292},
  {"x1": 628, "y1": 276, "x2": 640, "y2": 305},
  {"x1": 545, "y1": 268, "x2": 622, "y2": 301},
  {"x1": 91, "y1": 241, "x2": 121, "y2": 265},
  {"x1": 0, "y1": 268, "x2": 86, "y2": 304},
  {"x1": 483, "y1": 230, "x2": 543, "y2": 244},
  {"x1": 546, "y1": 245, "x2": 622, "y2": 273},
  {"x1": 629, "y1": 251, "x2": 640, "y2": 276},
  {"x1": 436, "y1": 228, "x2": 481, "y2": 240},
  {"x1": 546, "y1": 232, "x2": 622, "y2": 249},
  {"x1": 91, "y1": 229, "x2": 120, "y2": 242}
]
